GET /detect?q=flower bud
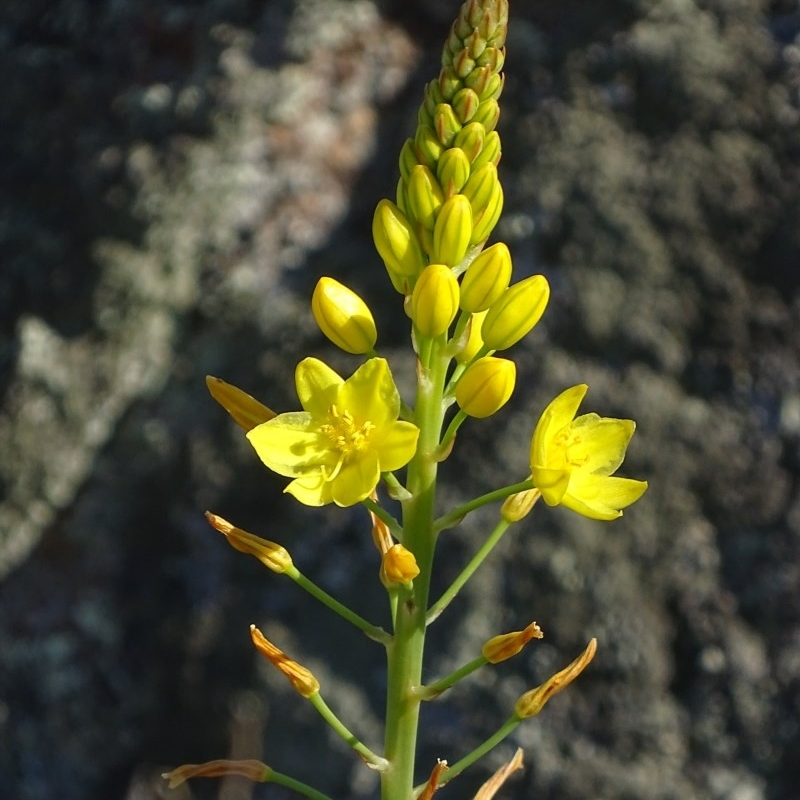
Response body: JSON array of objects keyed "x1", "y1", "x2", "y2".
[
  {"x1": 455, "y1": 356, "x2": 516, "y2": 418},
  {"x1": 206, "y1": 376, "x2": 276, "y2": 431},
  {"x1": 415, "y1": 123, "x2": 444, "y2": 168},
  {"x1": 462, "y1": 163, "x2": 503, "y2": 244},
  {"x1": 380, "y1": 543, "x2": 420, "y2": 588},
  {"x1": 459, "y1": 242, "x2": 512, "y2": 312},
  {"x1": 422, "y1": 79, "x2": 445, "y2": 124},
  {"x1": 406, "y1": 165, "x2": 444, "y2": 231},
  {"x1": 250, "y1": 625, "x2": 320, "y2": 698},
  {"x1": 471, "y1": 130, "x2": 501, "y2": 170},
  {"x1": 436, "y1": 147, "x2": 471, "y2": 196},
  {"x1": 464, "y1": 65, "x2": 493, "y2": 98},
  {"x1": 514, "y1": 638, "x2": 597, "y2": 719},
  {"x1": 432, "y1": 194, "x2": 473, "y2": 267},
  {"x1": 501, "y1": 487, "x2": 541, "y2": 522},
  {"x1": 205, "y1": 512, "x2": 293, "y2": 573},
  {"x1": 438, "y1": 67, "x2": 462, "y2": 101},
  {"x1": 471, "y1": 97, "x2": 500, "y2": 132},
  {"x1": 399, "y1": 138, "x2": 418, "y2": 180},
  {"x1": 452, "y1": 87, "x2": 480, "y2": 124},
  {"x1": 482, "y1": 622, "x2": 543, "y2": 664},
  {"x1": 454, "y1": 309, "x2": 487, "y2": 364},
  {"x1": 454, "y1": 122, "x2": 486, "y2": 163},
  {"x1": 482, "y1": 275, "x2": 550, "y2": 350},
  {"x1": 453, "y1": 49, "x2": 476, "y2": 80},
  {"x1": 373, "y1": 199, "x2": 426, "y2": 281},
  {"x1": 411, "y1": 264, "x2": 460, "y2": 338},
  {"x1": 434, "y1": 103, "x2": 462, "y2": 147},
  {"x1": 312, "y1": 277, "x2": 377, "y2": 355}
]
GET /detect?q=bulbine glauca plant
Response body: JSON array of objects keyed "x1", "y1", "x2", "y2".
[{"x1": 163, "y1": 1, "x2": 647, "y2": 798}]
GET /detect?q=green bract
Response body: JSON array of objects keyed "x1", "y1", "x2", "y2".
[{"x1": 247, "y1": 358, "x2": 419, "y2": 508}]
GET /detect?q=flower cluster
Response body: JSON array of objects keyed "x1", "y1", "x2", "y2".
[{"x1": 170, "y1": 3, "x2": 649, "y2": 800}]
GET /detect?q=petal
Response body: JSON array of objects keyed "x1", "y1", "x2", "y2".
[
  {"x1": 247, "y1": 413, "x2": 334, "y2": 477},
  {"x1": 530, "y1": 384, "x2": 588, "y2": 468},
  {"x1": 373, "y1": 421, "x2": 420, "y2": 471},
  {"x1": 568, "y1": 415, "x2": 636, "y2": 476},
  {"x1": 562, "y1": 473, "x2": 648, "y2": 520},
  {"x1": 531, "y1": 465, "x2": 570, "y2": 506},
  {"x1": 295, "y1": 358, "x2": 343, "y2": 417},
  {"x1": 285, "y1": 473, "x2": 334, "y2": 506},
  {"x1": 339, "y1": 358, "x2": 400, "y2": 429},
  {"x1": 331, "y1": 451, "x2": 381, "y2": 507}
]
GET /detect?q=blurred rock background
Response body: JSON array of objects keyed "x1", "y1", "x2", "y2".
[{"x1": 1, "y1": 0, "x2": 799, "y2": 799}]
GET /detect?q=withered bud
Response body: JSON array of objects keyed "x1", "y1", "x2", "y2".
[
  {"x1": 380, "y1": 543, "x2": 421, "y2": 588},
  {"x1": 472, "y1": 748, "x2": 524, "y2": 800},
  {"x1": 514, "y1": 638, "x2": 597, "y2": 719},
  {"x1": 500, "y1": 487, "x2": 541, "y2": 522},
  {"x1": 417, "y1": 759, "x2": 449, "y2": 800},
  {"x1": 162, "y1": 759, "x2": 270, "y2": 789},
  {"x1": 205, "y1": 512, "x2": 292, "y2": 573},
  {"x1": 482, "y1": 621, "x2": 543, "y2": 664},
  {"x1": 250, "y1": 624, "x2": 320, "y2": 698},
  {"x1": 206, "y1": 376, "x2": 276, "y2": 431}
]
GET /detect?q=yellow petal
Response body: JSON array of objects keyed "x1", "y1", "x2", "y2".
[
  {"x1": 373, "y1": 421, "x2": 420, "y2": 471},
  {"x1": 530, "y1": 384, "x2": 587, "y2": 467},
  {"x1": 247, "y1": 413, "x2": 333, "y2": 477},
  {"x1": 331, "y1": 451, "x2": 381, "y2": 506},
  {"x1": 295, "y1": 358, "x2": 343, "y2": 417},
  {"x1": 285, "y1": 473, "x2": 333, "y2": 506},
  {"x1": 562, "y1": 473, "x2": 648, "y2": 520},
  {"x1": 568, "y1": 414, "x2": 635, "y2": 476},
  {"x1": 531, "y1": 466, "x2": 570, "y2": 506},
  {"x1": 339, "y1": 358, "x2": 399, "y2": 429}
]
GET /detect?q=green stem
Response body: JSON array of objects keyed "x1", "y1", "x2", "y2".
[
  {"x1": 426, "y1": 518, "x2": 511, "y2": 625},
  {"x1": 381, "y1": 343, "x2": 450, "y2": 800},
  {"x1": 308, "y1": 692, "x2": 389, "y2": 771},
  {"x1": 434, "y1": 478, "x2": 533, "y2": 532},
  {"x1": 289, "y1": 567, "x2": 391, "y2": 645},
  {"x1": 269, "y1": 770, "x2": 338, "y2": 800},
  {"x1": 414, "y1": 654, "x2": 488, "y2": 700},
  {"x1": 363, "y1": 496, "x2": 404, "y2": 539}
]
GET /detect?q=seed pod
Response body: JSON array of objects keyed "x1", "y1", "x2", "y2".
[
  {"x1": 482, "y1": 274, "x2": 550, "y2": 351},
  {"x1": 410, "y1": 263, "x2": 460, "y2": 338},
  {"x1": 460, "y1": 242, "x2": 512, "y2": 312},
  {"x1": 455, "y1": 356, "x2": 516, "y2": 418}
]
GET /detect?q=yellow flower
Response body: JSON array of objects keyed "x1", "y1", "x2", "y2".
[
  {"x1": 530, "y1": 384, "x2": 647, "y2": 520},
  {"x1": 247, "y1": 358, "x2": 419, "y2": 507}
]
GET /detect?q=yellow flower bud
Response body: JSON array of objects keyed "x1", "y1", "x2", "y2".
[
  {"x1": 411, "y1": 264, "x2": 460, "y2": 338},
  {"x1": 471, "y1": 129, "x2": 501, "y2": 170},
  {"x1": 462, "y1": 163, "x2": 503, "y2": 244},
  {"x1": 434, "y1": 103, "x2": 462, "y2": 147},
  {"x1": 311, "y1": 277, "x2": 377, "y2": 355},
  {"x1": 432, "y1": 194, "x2": 473, "y2": 267},
  {"x1": 205, "y1": 511, "x2": 293, "y2": 573},
  {"x1": 250, "y1": 625, "x2": 320, "y2": 698},
  {"x1": 465, "y1": 65, "x2": 493, "y2": 97},
  {"x1": 500, "y1": 487, "x2": 541, "y2": 522},
  {"x1": 415, "y1": 123, "x2": 444, "y2": 169},
  {"x1": 472, "y1": 97, "x2": 500, "y2": 132},
  {"x1": 454, "y1": 121, "x2": 486, "y2": 163},
  {"x1": 482, "y1": 274, "x2": 550, "y2": 351},
  {"x1": 459, "y1": 242, "x2": 512, "y2": 312},
  {"x1": 380, "y1": 543, "x2": 420, "y2": 588},
  {"x1": 452, "y1": 87, "x2": 480, "y2": 124},
  {"x1": 406, "y1": 165, "x2": 444, "y2": 231},
  {"x1": 205, "y1": 376, "x2": 276, "y2": 431},
  {"x1": 514, "y1": 638, "x2": 597, "y2": 719},
  {"x1": 436, "y1": 147, "x2": 471, "y2": 196},
  {"x1": 482, "y1": 622, "x2": 543, "y2": 664},
  {"x1": 454, "y1": 309, "x2": 487, "y2": 364},
  {"x1": 455, "y1": 356, "x2": 516, "y2": 418},
  {"x1": 372, "y1": 199, "x2": 426, "y2": 281}
]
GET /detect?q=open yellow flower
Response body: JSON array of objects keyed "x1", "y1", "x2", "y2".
[
  {"x1": 530, "y1": 384, "x2": 647, "y2": 520},
  {"x1": 247, "y1": 358, "x2": 419, "y2": 507}
]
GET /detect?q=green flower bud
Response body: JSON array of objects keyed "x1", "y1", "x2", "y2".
[
  {"x1": 454, "y1": 122, "x2": 486, "y2": 163},
  {"x1": 422, "y1": 79, "x2": 445, "y2": 124},
  {"x1": 455, "y1": 356, "x2": 516, "y2": 418},
  {"x1": 455, "y1": 309, "x2": 487, "y2": 364},
  {"x1": 434, "y1": 103, "x2": 462, "y2": 148},
  {"x1": 453, "y1": 50, "x2": 477, "y2": 80},
  {"x1": 452, "y1": 87, "x2": 480, "y2": 124},
  {"x1": 410, "y1": 264, "x2": 460, "y2": 338},
  {"x1": 415, "y1": 124, "x2": 444, "y2": 169},
  {"x1": 482, "y1": 274, "x2": 550, "y2": 351},
  {"x1": 478, "y1": 46, "x2": 505, "y2": 73},
  {"x1": 437, "y1": 147, "x2": 471, "y2": 196},
  {"x1": 471, "y1": 129, "x2": 501, "y2": 169},
  {"x1": 460, "y1": 242, "x2": 512, "y2": 312},
  {"x1": 372, "y1": 199, "x2": 426, "y2": 282},
  {"x1": 438, "y1": 67, "x2": 462, "y2": 102},
  {"x1": 432, "y1": 194, "x2": 473, "y2": 267},
  {"x1": 396, "y1": 176, "x2": 409, "y2": 217},
  {"x1": 406, "y1": 165, "x2": 444, "y2": 231},
  {"x1": 399, "y1": 138, "x2": 418, "y2": 180},
  {"x1": 311, "y1": 277, "x2": 377, "y2": 355},
  {"x1": 471, "y1": 97, "x2": 500, "y2": 132},
  {"x1": 465, "y1": 65, "x2": 492, "y2": 97},
  {"x1": 462, "y1": 162, "x2": 503, "y2": 243}
]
